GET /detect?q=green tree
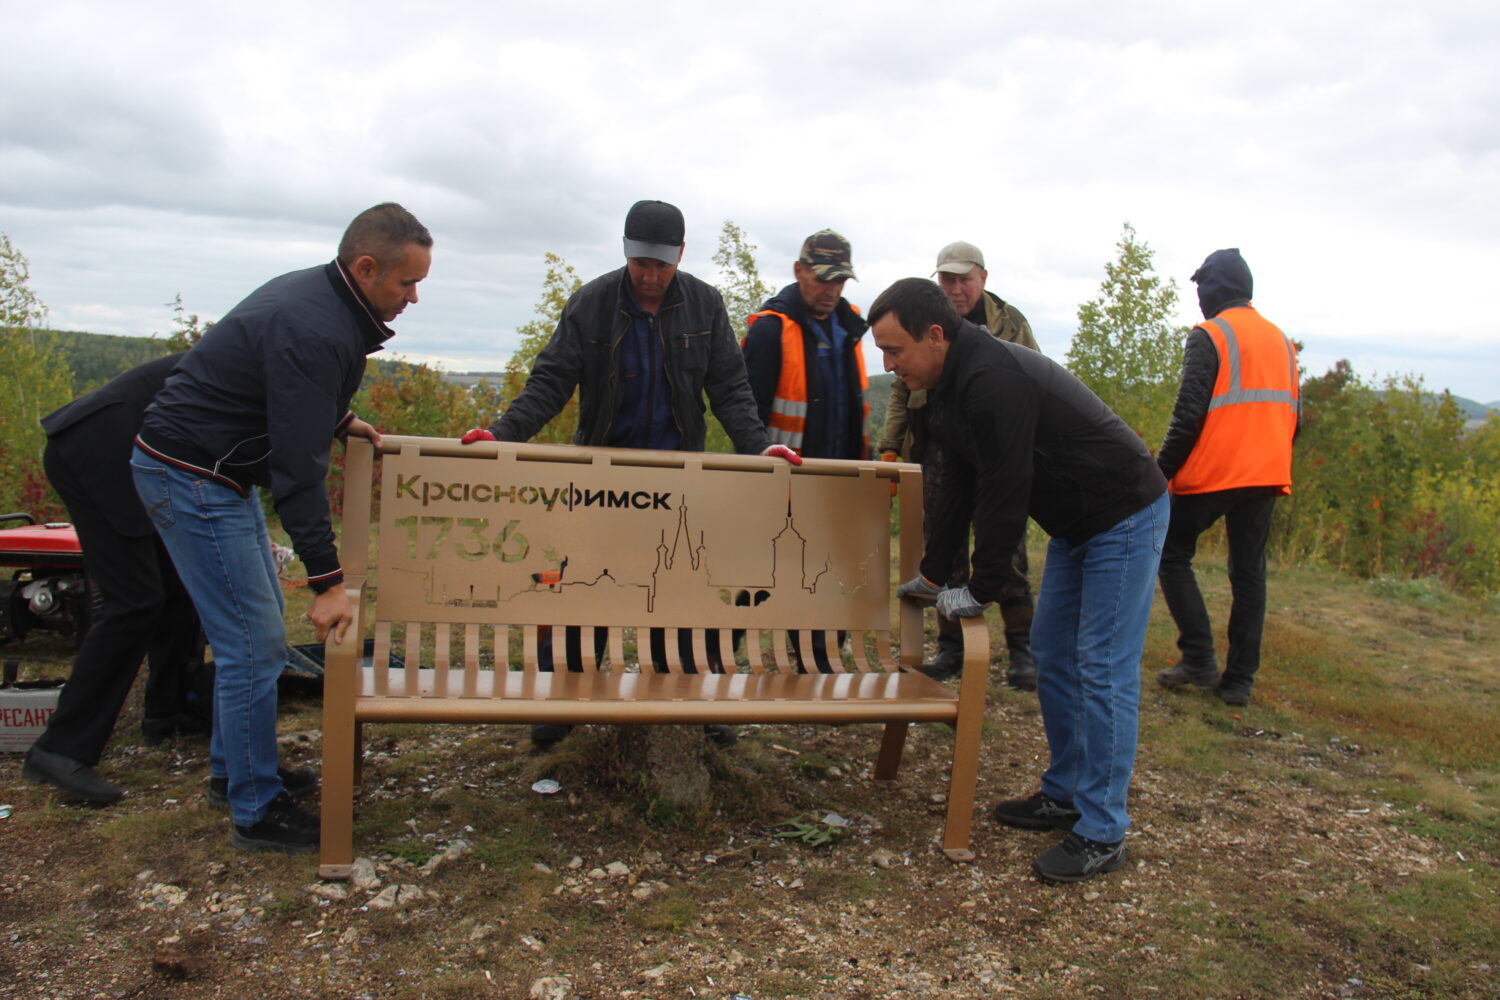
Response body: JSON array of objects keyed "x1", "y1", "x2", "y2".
[
  {"x1": 0, "y1": 234, "x2": 72, "y2": 517},
  {"x1": 712, "y1": 219, "x2": 773, "y2": 334},
  {"x1": 1066, "y1": 222, "x2": 1189, "y2": 446},
  {"x1": 160, "y1": 292, "x2": 214, "y2": 351},
  {"x1": 705, "y1": 220, "x2": 773, "y2": 453},
  {"x1": 499, "y1": 253, "x2": 583, "y2": 444}
]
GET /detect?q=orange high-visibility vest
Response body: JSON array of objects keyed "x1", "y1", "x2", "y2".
[
  {"x1": 1171, "y1": 305, "x2": 1299, "y2": 496},
  {"x1": 745, "y1": 309, "x2": 869, "y2": 456}
]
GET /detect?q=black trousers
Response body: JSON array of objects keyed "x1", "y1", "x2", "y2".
[
  {"x1": 1156, "y1": 487, "x2": 1280, "y2": 692},
  {"x1": 34, "y1": 444, "x2": 203, "y2": 764}
]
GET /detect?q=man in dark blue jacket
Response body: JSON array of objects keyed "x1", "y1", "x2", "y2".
[{"x1": 132, "y1": 203, "x2": 432, "y2": 853}]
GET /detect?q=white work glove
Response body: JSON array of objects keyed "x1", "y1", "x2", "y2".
[
  {"x1": 937, "y1": 586, "x2": 989, "y2": 618},
  {"x1": 897, "y1": 576, "x2": 941, "y2": 600}
]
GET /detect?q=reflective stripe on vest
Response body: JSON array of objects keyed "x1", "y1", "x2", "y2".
[
  {"x1": 1203, "y1": 316, "x2": 1301, "y2": 417},
  {"x1": 747, "y1": 309, "x2": 870, "y2": 456},
  {"x1": 1171, "y1": 307, "x2": 1298, "y2": 496}
]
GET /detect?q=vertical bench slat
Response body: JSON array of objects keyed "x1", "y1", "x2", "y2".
[
  {"x1": 875, "y1": 632, "x2": 897, "y2": 673},
  {"x1": 373, "y1": 621, "x2": 392, "y2": 696},
  {"x1": 690, "y1": 629, "x2": 711, "y2": 674},
  {"x1": 580, "y1": 626, "x2": 599, "y2": 672},
  {"x1": 771, "y1": 630, "x2": 794, "y2": 675},
  {"x1": 742, "y1": 629, "x2": 764, "y2": 674},
  {"x1": 610, "y1": 627, "x2": 627, "y2": 674},
  {"x1": 462, "y1": 624, "x2": 480, "y2": 698},
  {"x1": 819, "y1": 630, "x2": 845, "y2": 674},
  {"x1": 434, "y1": 622, "x2": 451, "y2": 697},
  {"x1": 404, "y1": 622, "x2": 421, "y2": 697},
  {"x1": 661, "y1": 629, "x2": 683, "y2": 673},
  {"x1": 523, "y1": 626, "x2": 540, "y2": 672},
  {"x1": 849, "y1": 630, "x2": 873, "y2": 673}
]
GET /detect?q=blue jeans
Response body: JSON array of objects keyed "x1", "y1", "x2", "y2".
[
  {"x1": 1032, "y1": 491, "x2": 1168, "y2": 843},
  {"x1": 132, "y1": 448, "x2": 287, "y2": 826}
]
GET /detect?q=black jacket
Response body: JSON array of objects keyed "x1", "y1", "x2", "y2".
[
  {"x1": 742, "y1": 284, "x2": 868, "y2": 459},
  {"x1": 493, "y1": 267, "x2": 768, "y2": 454},
  {"x1": 138, "y1": 261, "x2": 391, "y2": 592},
  {"x1": 923, "y1": 321, "x2": 1167, "y2": 603},
  {"x1": 42, "y1": 353, "x2": 185, "y2": 538}
]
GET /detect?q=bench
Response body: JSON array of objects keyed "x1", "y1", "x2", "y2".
[{"x1": 317, "y1": 435, "x2": 990, "y2": 877}]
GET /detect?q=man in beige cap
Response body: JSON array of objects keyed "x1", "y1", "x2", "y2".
[{"x1": 878, "y1": 240, "x2": 1040, "y2": 688}]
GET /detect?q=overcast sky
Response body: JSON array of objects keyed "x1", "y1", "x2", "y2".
[{"x1": 4, "y1": 1, "x2": 1497, "y2": 404}]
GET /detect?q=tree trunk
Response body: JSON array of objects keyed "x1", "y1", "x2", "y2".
[{"x1": 610, "y1": 724, "x2": 710, "y2": 813}]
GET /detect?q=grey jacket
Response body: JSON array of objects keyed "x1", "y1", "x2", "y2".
[{"x1": 493, "y1": 267, "x2": 769, "y2": 454}]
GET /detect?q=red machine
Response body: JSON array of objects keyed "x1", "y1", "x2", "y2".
[{"x1": 0, "y1": 513, "x2": 90, "y2": 644}]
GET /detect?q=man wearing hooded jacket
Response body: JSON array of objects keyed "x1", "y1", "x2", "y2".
[{"x1": 1155, "y1": 249, "x2": 1298, "y2": 706}]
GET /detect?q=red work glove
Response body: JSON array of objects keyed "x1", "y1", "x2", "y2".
[
  {"x1": 881, "y1": 450, "x2": 899, "y2": 463},
  {"x1": 761, "y1": 444, "x2": 803, "y2": 466},
  {"x1": 460, "y1": 428, "x2": 496, "y2": 445}
]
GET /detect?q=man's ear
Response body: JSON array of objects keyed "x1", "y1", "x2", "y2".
[
  {"x1": 350, "y1": 254, "x2": 380, "y2": 283},
  {"x1": 928, "y1": 323, "x2": 947, "y2": 344}
]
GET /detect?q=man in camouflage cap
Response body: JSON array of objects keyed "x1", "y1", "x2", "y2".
[
  {"x1": 743, "y1": 230, "x2": 870, "y2": 461},
  {"x1": 877, "y1": 240, "x2": 1040, "y2": 689}
]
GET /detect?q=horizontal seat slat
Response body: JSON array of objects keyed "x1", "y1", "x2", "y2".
[{"x1": 352, "y1": 666, "x2": 958, "y2": 725}]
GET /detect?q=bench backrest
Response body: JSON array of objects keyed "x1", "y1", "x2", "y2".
[{"x1": 340, "y1": 437, "x2": 924, "y2": 674}]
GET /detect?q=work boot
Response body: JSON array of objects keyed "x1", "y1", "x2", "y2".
[
  {"x1": 22, "y1": 746, "x2": 124, "y2": 805},
  {"x1": 1005, "y1": 634, "x2": 1037, "y2": 691},
  {"x1": 1156, "y1": 660, "x2": 1219, "y2": 691},
  {"x1": 1214, "y1": 683, "x2": 1252, "y2": 707},
  {"x1": 920, "y1": 634, "x2": 964, "y2": 682},
  {"x1": 531, "y1": 723, "x2": 573, "y2": 750}
]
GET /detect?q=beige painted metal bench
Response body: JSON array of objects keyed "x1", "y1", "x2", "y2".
[{"x1": 317, "y1": 435, "x2": 989, "y2": 878}]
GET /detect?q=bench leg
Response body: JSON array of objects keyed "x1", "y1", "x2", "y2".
[
  {"x1": 319, "y1": 715, "x2": 358, "y2": 880},
  {"x1": 875, "y1": 721, "x2": 908, "y2": 779},
  {"x1": 941, "y1": 616, "x2": 991, "y2": 863}
]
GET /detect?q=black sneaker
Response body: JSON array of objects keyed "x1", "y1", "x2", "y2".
[
  {"x1": 704, "y1": 724, "x2": 737, "y2": 747},
  {"x1": 992, "y1": 791, "x2": 1081, "y2": 830},
  {"x1": 229, "y1": 791, "x2": 319, "y2": 854},
  {"x1": 1033, "y1": 831, "x2": 1126, "y2": 883},
  {"x1": 208, "y1": 766, "x2": 318, "y2": 808}
]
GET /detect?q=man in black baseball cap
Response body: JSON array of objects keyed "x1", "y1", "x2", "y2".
[{"x1": 462, "y1": 200, "x2": 798, "y2": 745}]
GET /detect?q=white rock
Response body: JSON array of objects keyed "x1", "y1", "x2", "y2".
[
  {"x1": 306, "y1": 883, "x2": 349, "y2": 902},
  {"x1": 139, "y1": 883, "x2": 188, "y2": 909},
  {"x1": 529, "y1": 976, "x2": 573, "y2": 1000},
  {"x1": 350, "y1": 857, "x2": 381, "y2": 891},
  {"x1": 640, "y1": 962, "x2": 673, "y2": 980},
  {"x1": 870, "y1": 848, "x2": 900, "y2": 870},
  {"x1": 587, "y1": 868, "x2": 607, "y2": 880},
  {"x1": 605, "y1": 861, "x2": 630, "y2": 877},
  {"x1": 367, "y1": 884, "x2": 427, "y2": 910},
  {"x1": 566, "y1": 856, "x2": 584, "y2": 869},
  {"x1": 630, "y1": 886, "x2": 654, "y2": 901}
]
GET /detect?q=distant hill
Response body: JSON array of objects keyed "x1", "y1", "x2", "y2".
[{"x1": 1452, "y1": 395, "x2": 1497, "y2": 423}]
